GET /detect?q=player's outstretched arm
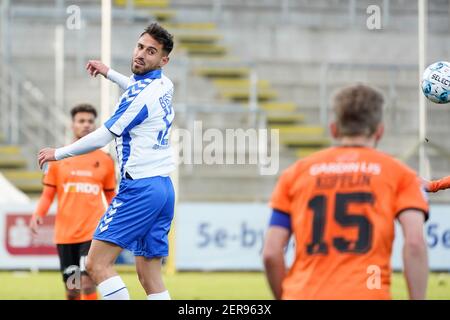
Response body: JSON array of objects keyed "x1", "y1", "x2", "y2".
[
  {"x1": 398, "y1": 209, "x2": 428, "y2": 300},
  {"x1": 262, "y1": 226, "x2": 290, "y2": 300},
  {"x1": 29, "y1": 186, "x2": 56, "y2": 236},
  {"x1": 424, "y1": 175, "x2": 450, "y2": 193},
  {"x1": 38, "y1": 126, "x2": 115, "y2": 169},
  {"x1": 86, "y1": 60, "x2": 131, "y2": 90}
]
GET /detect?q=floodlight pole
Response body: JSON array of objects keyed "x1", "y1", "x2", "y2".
[
  {"x1": 101, "y1": 0, "x2": 112, "y2": 125},
  {"x1": 101, "y1": 0, "x2": 112, "y2": 153},
  {"x1": 54, "y1": 25, "x2": 65, "y2": 143},
  {"x1": 418, "y1": 0, "x2": 429, "y2": 178},
  {"x1": 1, "y1": 0, "x2": 11, "y2": 142}
]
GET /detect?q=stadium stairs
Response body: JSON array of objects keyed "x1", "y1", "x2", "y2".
[
  {"x1": 5, "y1": 0, "x2": 450, "y2": 202},
  {"x1": 0, "y1": 141, "x2": 42, "y2": 198}
]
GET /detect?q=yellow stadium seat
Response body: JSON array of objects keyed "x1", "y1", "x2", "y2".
[
  {"x1": 195, "y1": 67, "x2": 250, "y2": 79},
  {"x1": 260, "y1": 102, "x2": 297, "y2": 112},
  {"x1": 177, "y1": 34, "x2": 222, "y2": 45},
  {"x1": 114, "y1": 0, "x2": 169, "y2": 8},
  {"x1": 178, "y1": 43, "x2": 227, "y2": 57},
  {"x1": 212, "y1": 79, "x2": 271, "y2": 89}
]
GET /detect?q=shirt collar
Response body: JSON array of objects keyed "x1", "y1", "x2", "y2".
[{"x1": 133, "y1": 68, "x2": 162, "y2": 81}]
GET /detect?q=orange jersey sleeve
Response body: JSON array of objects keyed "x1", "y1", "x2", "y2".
[
  {"x1": 34, "y1": 185, "x2": 56, "y2": 218},
  {"x1": 427, "y1": 175, "x2": 450, "y2": 193},
  {"x1": 395, "y1": 170, "x2": 429, "y2": 220},
  {"x1": 43, "y1": 162, "x2": 58, "y2": 187},
  {"x1": 269, "y1": 165, "x2": 297, "y2": 214}
]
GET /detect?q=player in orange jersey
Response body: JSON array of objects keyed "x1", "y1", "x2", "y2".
[
  {"x1": 29, "y1": 104, "x2": 116, "y2": 300},
  {"x1": 263, "y1": 84, "x2": 429, "y2": 300}
]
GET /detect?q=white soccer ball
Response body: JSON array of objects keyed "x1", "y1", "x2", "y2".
[{"x1": 422, "y1": 61, "x2": 450, "y2": 104}]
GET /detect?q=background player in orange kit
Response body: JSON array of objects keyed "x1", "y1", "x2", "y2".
[
  {"x1": 29, "y1": 104, "x2": 116, "y2": 300},
  {"x1": 263, "y1": 84, "x2": 429, "y2": 300}
]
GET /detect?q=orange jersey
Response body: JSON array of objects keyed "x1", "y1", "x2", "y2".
[
  {"x1": 270, "y1": 146, "x2": 428, "y2": 300},
  {"x1": 42, "y1": 150, "x2": 116, "y2": 244}
]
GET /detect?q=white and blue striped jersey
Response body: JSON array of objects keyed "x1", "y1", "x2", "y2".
[{"x1": 104, "y1": 69, "x2": 175, "y2": 179}]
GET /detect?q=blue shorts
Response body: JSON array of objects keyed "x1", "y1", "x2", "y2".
[{"x1": 93, "y1": 175, "x2": 175, "y2": 258}]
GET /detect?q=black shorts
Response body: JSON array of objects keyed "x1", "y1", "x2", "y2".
[{"x1": 56, "y1": 240, "x2": 91, "y2": 283}]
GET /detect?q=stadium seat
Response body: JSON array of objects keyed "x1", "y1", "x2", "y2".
[
  {"x1": 162, "y1": 22, "x2": 217, "y2": 31},
  {"x1": 274, "y1": 125, "x2": 330, "y2": 148},
  {"x1": 266, "y1": 113, "x2": 305, "y2": 126},
  {"x1": 212, "y1": 79, "x2": 271, "y2": 89},
  {"x1": 259, "y1": 102, "x2": 297, "y2": 112},
  {"x1": 195, "y1": 67, "x2": 250, "y2": 79},
  {"x1": 177, "y1": 34, "x2": 222, "y2": 45},
  {"x1": 295, "y1": 148, "x2": 324, "y2": 159},
  {"x1": 218, "y1": 89, "x2": 278, "y2": 102},
  {"x1": 148, "y1": 10, "x2": 176, "y2": 22},
  {"x1": 114, "y1": 0, "x2": 170, "y2": 8},
  {"x1": 178, "y1": 43, "x2": 227, "y2": 57},
  {"x1": 1, "y1": 170, "x2": 43, "y2": 195},
  {"x1": 0, "y1": 145, "x2": 27, "y2": 169},
  {"x1": 0, "y1": 145, "x2": 43, "y2": 195}
]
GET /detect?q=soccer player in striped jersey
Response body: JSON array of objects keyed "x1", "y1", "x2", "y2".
[{"x1": 38, "y1": 23, "x2": 175, "y2": 300}]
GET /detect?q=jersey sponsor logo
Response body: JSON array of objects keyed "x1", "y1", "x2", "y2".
[
  {"x1": 63, "y1": 182, "x2": 100, "y2": 195},
  {"x1": 309, "y1": 162, "x2": 381, "y2": 176},
  {"x1": 70, "y1": 170, "x2": 93, "y2": 177}
]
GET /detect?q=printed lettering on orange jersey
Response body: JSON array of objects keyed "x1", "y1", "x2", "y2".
[
  {"x1": 310, "y1": 161, "x2": 382, "y2": 190},
  {"x1": 63, "y1": 182, "x2": 100, "y2": 195},
  {"x1": 70, "y1": 170, "x2": 94, "y2": 177}
]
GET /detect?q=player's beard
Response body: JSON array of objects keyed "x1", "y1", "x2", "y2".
[{"x1": 131, "y1": 59, "x2": 157, "y2": 75}]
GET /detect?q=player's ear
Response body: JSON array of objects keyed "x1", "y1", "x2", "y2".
[
  {"x1": 374, "y1": 123, "x2": 384, "y2": 141},
  {"x1": 160, "y1": 55, "x2": 169, "y2": 68},
  {"x1": 330, "y1": 122, "x2": 339, "y2": 139}
]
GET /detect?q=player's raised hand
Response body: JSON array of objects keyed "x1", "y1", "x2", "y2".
[
  {"x1": 86, "y1": 60, "x2": 110, "y2": 78},
  {"x1": 38, "y1": 148, "x2": 56, "y2": 169},
  {"x1": 29, "y1": 215, "x2": 43, "y2": 236}
]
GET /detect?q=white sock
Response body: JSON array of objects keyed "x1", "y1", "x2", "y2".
[
  {"x1": 98, "y1": 276, "x2": 130, "y2": 300},
  {"x1": 147, "y1": 290, "x2": 171, "y2": 300}
]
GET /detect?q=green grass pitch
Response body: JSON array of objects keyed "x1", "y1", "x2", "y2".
[{"x1": 0, "y1": 271, "x2": 449, "y2": 300}]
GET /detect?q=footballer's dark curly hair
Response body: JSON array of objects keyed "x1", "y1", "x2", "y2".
[
  {"x1": 140, "y1": 22, "x2": 174, "y2": 55},
  {"x1": 70, "y1": 103, "x2": 97, "y2": 120}
]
